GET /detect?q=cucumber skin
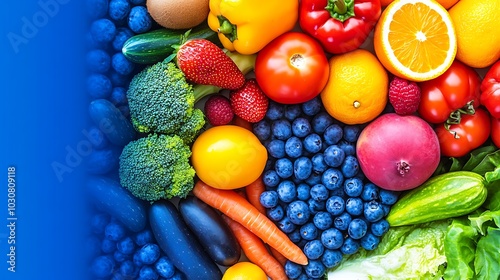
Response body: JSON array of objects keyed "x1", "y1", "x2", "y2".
[
  {"x1": 386, "y1": 171, "x2": 487, "y2": 226},
  {"x1": 122, "y1": 24, "x2": 219, "y2": 65}
]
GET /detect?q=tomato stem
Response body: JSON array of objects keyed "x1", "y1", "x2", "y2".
[{"x1": 445, "y1": 100, "x2": 476, "y2": 139}]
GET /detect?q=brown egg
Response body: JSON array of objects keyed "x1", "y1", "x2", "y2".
[{"x1": 146, "y1": 0, "x2": 210, "y2": 30}]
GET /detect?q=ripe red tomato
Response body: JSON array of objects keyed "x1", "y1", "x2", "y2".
[
  {"x1": 491, "y1": 117, "x2": 500, "y2": 148},
  {"x1": 254, "y1": 32, "x2": 329, "y2": 104},
  {"x1": 480, "y1": 60, "x2": 500, "y2": 118},
  {"x1": 435, "y1": 108, "x2": 491, "y2": 158}
]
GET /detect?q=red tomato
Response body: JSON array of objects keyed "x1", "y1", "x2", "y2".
[
  {"x1": 491, "y1": 117, "x2": 500, "y2": 148},
  {"x1": 418, "y1": 60, "x2": 482, "y2": 124},
  {"x1": 254, "y1": 32, "x2": 329, "y2": 104},
  {"x1": 480, "y1": 60, "x2": 500, "y2": 118},
  {"x1": 435, "y1": 108, "x2": 491, "y2": 158}
]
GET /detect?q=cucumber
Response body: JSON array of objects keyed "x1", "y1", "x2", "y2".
[
  {"x1": 122, "y1": 22, "x2": 220, "y2": 64},
  {"x1": 386, "y1": 171, "x2": 487, "y2": 226}
]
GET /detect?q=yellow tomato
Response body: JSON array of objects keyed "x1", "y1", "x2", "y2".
[
  {"x1": 191, "y1": 125, "x2": 268, "y2": 189},
  {"x1": 222, "y1": 262, "x2": 268, "y2": 280}
]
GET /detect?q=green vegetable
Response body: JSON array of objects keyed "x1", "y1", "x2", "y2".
[
  {"x1": 118, "y1": 134, "x2": 195, "y2": 202},
  {"x1": 386, "y1": 171, "x2": 487, "y2": 226},
  {"x1": 122, "y1": 23, "x2": 220, "y2": 64}
]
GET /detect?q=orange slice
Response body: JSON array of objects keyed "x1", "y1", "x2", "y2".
[{"x1": 374, "y1": 0, "x2": 457, "y2": 82}]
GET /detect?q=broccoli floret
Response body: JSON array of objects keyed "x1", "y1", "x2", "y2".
[{"x1": 119, "y1": 133, "x2": 195, "y2": 202}]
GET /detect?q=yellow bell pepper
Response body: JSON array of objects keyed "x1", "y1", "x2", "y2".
[{"x1": 207, "y1": 0, "x2": 299, "y2": 55}]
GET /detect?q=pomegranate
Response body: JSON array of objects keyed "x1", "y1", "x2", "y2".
[{"x1": 356, "y1": 113, "x2": 440, "y2": 191}]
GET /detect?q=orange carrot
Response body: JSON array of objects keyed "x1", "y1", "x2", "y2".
[
  {"x1": 222, "y1": 215, "x2": 288, "y2": 280},
  {"x1": 192, "y1": 180, "x2": 308, "y2": 265},
  {"x1": 269, "y1": 246, "x2": 289, "y2": 267},
  {"x1": 245, "y1": 175, "x2": 267, "y2": 215}
]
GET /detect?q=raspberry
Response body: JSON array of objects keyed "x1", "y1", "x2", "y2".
[
  {"x1": 203, "y1": 95, "x2": 234, "y2": 126},
  {"x1": 388, "y1": 77, "x2": 421, "y2": 115}
]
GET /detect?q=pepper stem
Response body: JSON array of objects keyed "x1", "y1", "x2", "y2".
[
  {"x1": 325, "y1": 0, "x2": 355, "y2": 22},
  {"x1": 217, "y1": 16, "x2": 238, "y2": 42}
]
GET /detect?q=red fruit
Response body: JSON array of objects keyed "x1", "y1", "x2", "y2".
[
  {"x1": 177, "y1": 39, "x2": 245, "y2": 90},
  {"x1": 230, "y1": 79, "x2": 269, "y2": 123},
  {"x1": 204, "y1": 95, "x2": 234, "y2": 126},
  {"x1": 388, "y1": 77, "x2": 421, "y2": 115}
]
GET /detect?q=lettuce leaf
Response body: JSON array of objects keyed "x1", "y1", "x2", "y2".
[
  {"x1": 443, "y1": 218, "x2": 478, "y2": 279},
  {"x1": 475, "y1": 227, "x2": 500, "y2": 280}
]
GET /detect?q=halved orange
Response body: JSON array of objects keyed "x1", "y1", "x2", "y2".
[{"x1": 374, "y1": 0, "x2": 457, "y2": 82}]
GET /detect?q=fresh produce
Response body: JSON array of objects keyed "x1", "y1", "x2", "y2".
[
  {"x1": 222, "y1": 261, "x2": 268, "y2": 280},
  {"x1": 229, "y1": 79, "x2": 269, "y2": 123},
  {"x1": 244, "y1": 176, "x2": 267, "y2": 215},
  {"x1": 121, "y1": 22, "x2": 220, "y2": 64},
  {"x1": 192, "y1": 180, "x2": 309, "y2": 266},
  {"x1": 204, "y1": 95, "x2": 234, "y2": 126},
  {"x1": 448, "y1": 0, "x2": 500, "y2": 68},
  {"x1": 373, "y1": 0, "x2": 457, "y2": 81},
  {"x1": 480, "y1": 60, "x2": 500, "y2": 119},
  {"x1": 149, "y1": 199, "x2": 223, "y2": 280},
  {"x1": 380, "y1": 0, "x2": 459, "y2": 9},
  {"x1": 119, "y1": 134, "x2": 195, "y2": 201},
  {"x1": 176, "y1": 38, "x2": 245, "y2": 90},
  {"x1": 207, "y1": 0, "x2": 298, "y2": 55},
  {"x1": 178, "y1": 196, "x2": 241, "y2": 266},
  {"x1": 492, "y1": 118, "x2": 500, "y2": 148},
  {"x1": 146, "y1": 0, "x2": 210, "y2": 30},
  {"x1": 388, "y1": 77, "x2": 421, "y2": 115},
  {"x1": 191, "y1": 125, "x2": 268, "y2": 190},
  {"x1": 255, "y1": 31, "x2": 329, "y2": 105},
  {"x1": 386, "y1": 171, "x2": 488, "y2": 226},
  {"x1": 299, "y1": 0, "x2": 381, "y2": 54},
  {"x1": 222, "y1": 215, "x2": 288, "y2": 280},
  {"x1": 321, "y1": 49, "x2": 388, "y2": 125},
  {"x1": 356, "y1": 113, "x2": 441, "y2": 191}
]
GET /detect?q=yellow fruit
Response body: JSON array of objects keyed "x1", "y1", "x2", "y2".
[
  {"x1": 373, "y1": 0, "x2": 457, "y2": 82},
  {"x1": 381, "y1": 0, "x2": 459, "y2": 9},
  {"x1": 449, "y1": 0, "x2": 500, "y2": 68},
  {"x1": 222, "y1": 262, "x2": 268, "y2": 280},
  {"x1": 320, "y1": 49, "x2": 388, "y2": 125}
]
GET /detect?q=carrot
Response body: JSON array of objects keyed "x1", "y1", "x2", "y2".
[
  {"x1": 192, "y1": 180, "x2": 308, "y2": 265},
  {"x1": 269, "y1": 246, "x2": 289, "y2": 267},
  {"x1": 222, "y1": 215, "x2": 288, "y2": 280},
  {"x1": 245, "y1": 175, "x2": 267, "y2": 215}
]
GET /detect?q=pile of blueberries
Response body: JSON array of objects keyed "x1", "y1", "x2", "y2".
[
  {"x1": 87, "y1": 211, "x2": 185, "y2": 280},
  {"x1": 252, "y1": 97, "x2": 400, "y2": 279}
]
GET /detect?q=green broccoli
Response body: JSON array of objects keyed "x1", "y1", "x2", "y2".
[{"x1": 118, "y1": 133, "x2": 195, "y2": 202}]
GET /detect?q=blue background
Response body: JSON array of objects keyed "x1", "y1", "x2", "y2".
[{"x1": 0, "y1": 0, "x2": 91, "y2": 279}]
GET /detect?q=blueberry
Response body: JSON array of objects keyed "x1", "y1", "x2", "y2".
[
  {"x1": 275, "y1": 158, "x2": 294, "y2": 178},
  {"x1": 334, "y1": 212, "x2": 352, "y2": 231},
  {"x1": 284, "y1": 104, "x2": 302, "y2": 121},
  {"x1": 348, "y1": 218, "x2": 368, "y2": 239},
  {"x1": 109, "y1": 70, "x2": 131, "y2": 87},
  {"x1": 287, "y1": 200, "x2": 311, "y2": 225},
  {"x1": 267, "y1": 205, "x2": 285, "y2": 222},
  {"x1": 301, "y1": 97, "x2": 322, "y2": 116},
  {"x1": 87, "y1": 73, "x2": 113, "y2": 99},
  {"x1": 128, "y1": 6, "x2": 152, "y2": 34},
  {"x1": 139, "y1": 243, "x2": 161, "y2": 265},
  {"x1": 343, "y1": 125, "x2": 361, "y2": 142},
  {"x1": 113, "y1": 27, "x2": 134, "y2": 51},
  {"x1": 267, "y1": 139, "x2": 285, "y2": 158},
  {"x1": 313, "y1": 211, "x2": 333, "y2": 230},
  {"x1": 371, "y1": 219, "x2": 390, "y2": 237},
  {"x1": 304, "y1": 259, "x2": 326, "y2": 278},
  {"x1": 310, "y1": 184, "x2": 329, "y2": 201},
  {"x1": 109, "y1": 0, "x2": 131, "y2": 21},
  {"x1": 110, "y1": 87, "x2": 128, "y2": 107},
  {"x1": 154, "y1": 256, "x2": 175, "y2": 278},
  {"x1": 322, "y1": 168, "x2": 344, "y2": 190},
  {"x1": 381, "y1": 204, "x2": 392, "y2": 216},
  {"x1": 101, "y1": 238, "x2": 117, "y2": 254},
  {"x1": 361, "y1": 232, "x2": 381, "y2": 251},
  {"x1": 364, "y1": 200, "x2": 385, "y2": 222},
  {"x1": 277, "y1": 180, "x2": 297, "y2": 203},
  {"x1": 253, "y1": 120, "x2": 271, "y2": 141},
  {"x1": 340, "y1": 237, "x2": 360, "y2": 255},
  {"x1": 117, "y1": 236, "x2": 136, "y2": 255},
  {"x1": 288, "y1": 228, "x2": 302, "y2": 243},
  {"x1": 114, "y1": 250, "x2": 129, "y2": 263},
  {"x1": 168, "y1": 270, "x2": 187, "y2": 280},
  {"x1": 104, "y1": 221, "x2": 127, "y2": 241},
  {"x1": 345, "y1": 197, "x2": 364, "y2": 216},
  {"x1": 112, "y1": 52, "x2": 135, "y2": 76},
  {"x1": 338, "y1": 140, "x2": 356, "y2": 156},
  {"x1": 379, "y1": 189, "x2": 400, "y2": 205},
  {"x1": 86, "y1": 0, "x2": 109, "y2": 19},
  {"x1": 91, "y1": 255, "x2": 116, "y2": 278},
  {"x1": 296, "y1": 183, "x2": 311, "y2": 201},
  {"x1": 139, "y1": 265, "x2": 159, "y2": 280},
  {"x1": 326, "y1": 196, "x2": 345, "y2": 216},
  {"x1": 285, "y1": 136, "x2": 303, "y2": 158},
  {"x1": 344, "y1": 177, "x2": 363, "y2": 197},
  {"x1": 294, "y1": 157, "x2": 313, "y2": 181},
  {"x1": 361, "y1": 182, "x2": 380, "y2": 202},
  {"x1": 285, "y1": 261, "x2": 303, "y2": 279},
  {"x1": 299, "y1": 222, "x2": 318, "y2": 241},
  {"x1": 307, "y1": 197, "x2": 326, "y2": 214},
  {"x1": 133, "y1": 250, "x2": 143, "y2": 267},
  {"x1": 305, "y1": 172, "x2": 322, "y2": 186},
  {"x1": 271, "y1": 119, "x2": 292, "y2": 140},
  {"x1": 129, "y1": 0, "x2": 146, "y2": 4},
  {"x1": 134, "y1": 229, "x2": 154, "y2": 246},
  {"x1": 341, "y1": 155, "x2": 359, "y2": 178},
  {"x1": 304, "y1": 239, "x2": 325, "y2": 260},
  {"x1": 86, "y1": 49, "x2": 111, "y2": 73},
  {"x1": 303, "y1": 133, "x2": 323, "y2": 153},
  {"x1": 311, "y1": 153, "x2": 328, "y2": 174},
  {"x1": 278, "y1": 216, "x2": 297, "y2": 233},
  {"x1": 292, "y1": 117, "x2": 312, "y2": 138},
  {"x1": 330, "y1": 187, "x2": 347, "y2": 198},
  {"x1": 321, "y1": 228, "x2": 344, "y2": 250},
  {"x1": 91, "y1": 212, "x2": 111, "y2": 234},
  {"x1": 266, "y1": 101, "x2": 285, "y2": 120},
  {"x1": 120, "y1": 260, "x2": 139, "y2": 278},
  {"x1": 324, "y1": 124, "x2": 343, "y2": 145},
  {"x1": 321, "y1": 249, "x2": 343, "y2": 269},
  {"x1": 323, "y1": 145, "x2": 345, "y2": 168},
  {"x1": 260, "y1": 190, "x2": 279, "y2": 208},
  {"x1": 91, "y1": 18, "x2": 117, "y2": 43},
  {"x1": 311, "y1": 112, "x2": 334, "y2": 134},
  {"x1": 262, "y1": 170, "x2": 280, "y2": 188}
]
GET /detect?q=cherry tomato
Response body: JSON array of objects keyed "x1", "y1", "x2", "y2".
[
  {"x1": 480, "y1": 60, "x2": 500, "y2": 118},
  {"x1": 254, "y1": 31, "x2": 329, "y2": 104},
  {"x1": 418, "y1": 60, "x2": 481, "y2": 124},
  {"x1": 435, "y1": 108, "x2": 491, "y2": 158},
  {"x1": 491, "y1": 117, "x2": 500, "y2": 149}
]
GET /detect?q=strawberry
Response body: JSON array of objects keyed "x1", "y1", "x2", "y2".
[
  {"x1": 230, "y1": 79, "x2": 269, "y2": 123},
  {"x1": 388, "y1": 76, "x2": 421, "y2": 115},
  {"x1": 176, "y1": 39, "x2": 245, "y2": 90},
  {"x1": 204, "y1": 95, "x2": 234, "y2": 126}
]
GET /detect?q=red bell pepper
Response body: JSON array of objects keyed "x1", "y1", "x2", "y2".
[
  {"x1": 299, "y1": 0, "x2": 381, "y2": 54},
  {"x1": 480, "y1": 60, "x2": 500, "y2": 119}
]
